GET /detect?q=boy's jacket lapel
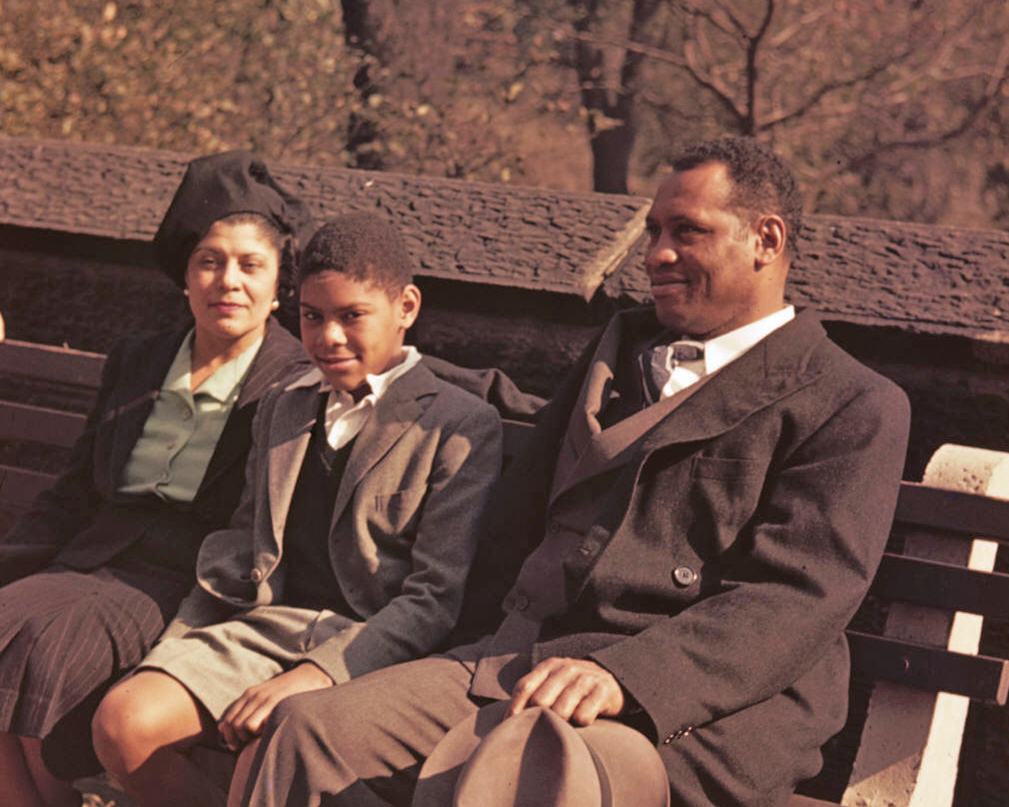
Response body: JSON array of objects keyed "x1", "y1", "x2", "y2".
[
  {"x1": 266, "y1": 382, "x2": 319, "y2": 546},
  {"x1": 264, "y1": 364, "x2": 440, "y2": 545},
  {"x1": 199, "y1": 319, "x2": 308, "y2": 500},
  {"x1": 330, "y1": 366, "x2": 439, "y2": 526}
]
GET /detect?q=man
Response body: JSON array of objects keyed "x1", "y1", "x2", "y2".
[{"x1": 234, "y1": 137, "x2": 911, "y2": 807}]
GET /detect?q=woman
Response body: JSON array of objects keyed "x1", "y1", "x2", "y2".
[{"x1": 0, "y1": 151, "x2": 313, "y2": 807}]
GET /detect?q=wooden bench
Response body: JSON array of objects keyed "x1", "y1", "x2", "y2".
[
  {"x1": 0, "y1": 339, "x2": 104, "y2": 526},
  {"x1": 4, "y1": 338, "x2": 1009, "y2": 807}
]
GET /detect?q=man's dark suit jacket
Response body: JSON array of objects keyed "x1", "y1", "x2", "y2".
[
  {"x1": 455, "y1": 306, "x2": 911, "y2": 803},
  {"x1": 0, "y1": 317, "x2": 309, "y2": 584}
]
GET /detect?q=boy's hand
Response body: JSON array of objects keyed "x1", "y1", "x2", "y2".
[
  {"x1": 508, "y1": 657, "x2": 625, "y2": 726},
  {"x1": 218, "y1": 662, "x2": 334, "y2": 750}
]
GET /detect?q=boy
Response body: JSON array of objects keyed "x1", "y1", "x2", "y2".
[{"x1": 92, "y1": 213, "x2": 502, "y2": 807}]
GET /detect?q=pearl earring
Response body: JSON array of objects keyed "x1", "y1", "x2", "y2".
[{"x1": 271, "y1": 300, "x2": 280, "y2": 310}]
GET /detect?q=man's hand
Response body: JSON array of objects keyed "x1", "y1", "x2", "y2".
[
  {"x1": 508, "y1": 657, "x2": 625, "y2": 726},
  {"x1": 218, "y1": 662, "x2": 334, "y2": 750}
]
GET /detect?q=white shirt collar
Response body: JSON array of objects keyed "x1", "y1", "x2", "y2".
[
  {"x1": 321, "y1": 346, "x2": 422, "y2": 449},
  {"x1": 700, "y1": 305, "x2": 795, "y2": 375},
  {"x1": 320, "y1": 344, "x2": 421, "y2": 398},
  {"x1": 646, "y1": 306, "x2": 795, "y2": 402}
]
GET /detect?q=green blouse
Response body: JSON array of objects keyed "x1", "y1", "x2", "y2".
[{"x1": 118, "y1": 331, "x2": 263, "y2": 502}]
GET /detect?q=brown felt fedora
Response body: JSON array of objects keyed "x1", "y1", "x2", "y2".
[{"x1": 412, "y1": 700, "x2": 669, "y2": 807}]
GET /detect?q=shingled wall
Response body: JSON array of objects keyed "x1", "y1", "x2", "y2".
[{"x1": 3, "y1": 135, "x2": 1009, "y2": 476}]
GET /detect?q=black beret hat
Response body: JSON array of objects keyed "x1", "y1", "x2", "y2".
[{"x1": 154, "y1": 151, "x2": 314, "y2": 287}]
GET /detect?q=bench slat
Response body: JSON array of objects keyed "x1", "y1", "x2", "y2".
[
  {"x1": 847, "y1": 630, "x2": 1009, "y2": 705},
  {"x1": 0, "y1": 401, "x2": 88, "y2": 448},
  {"x1": 896, "y1": 481, "x2": 1009, "y2": 543},
  {"x1": 0, "y1": 339, "x2": 105, "y2": 389},
  {"x1": 0, "y1": 464, "x2": 55, "y2": 509},
  {"x1": 870, "y1": 553, "x2": 1009, "y2": 619}
]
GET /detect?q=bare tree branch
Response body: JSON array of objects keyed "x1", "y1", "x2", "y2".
[
  {"x1": 759, "y1": 51, "x2": 909, "y2": 131},
  {"x1": 683, "y1": 37, "x2": 747, "y2": 126},
  {"x1": 767, "y1": 6, "x2": 828, "y2": 48},
  {"x1": 741, "y1": 0, "x2": 774, "y2": 133},
  {"x1": 883, "y1": 5, "x2": 983, "y2": 93},
  {"x1": 833, "y1": 35, "x2": 1009, "y2": 177},
  {"x1": 674, "y1": 1, "x2": 742, "y2": 42},
  {"x1": 561, "y1": 27, "x2": 688, "y2": 69},
  {"x1": 710, "y1": 0, "x2": 750, "y2": 38},
  {"x1": 753, "y1": 0, "x2": 774, "y2": 43}
]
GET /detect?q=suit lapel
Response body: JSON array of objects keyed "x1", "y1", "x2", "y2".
[
  {"x1": 235, "y1": 319, "x2": 305, "y2": 409},
  {"x1": 552, "y1": 308, "x2": 828, "y2": 501},
  {"x1": 328, "y1": 364, "x2": 439, "y2": 527},
  {"x1": 551, "y1": 372, "x2": 718, "y2": 504},
  {"x1": 638, "y1": 309, "x2": 826, "y2": 453},
  {"x1": 551, "y1": 320, "x2": 621, "y2": 496},
  {"x1": 551, "y1": 310, "x2": 669, "y2": 503},
  {"x1": 266, "y1": 382, "x2": 319, "y2": 545}
]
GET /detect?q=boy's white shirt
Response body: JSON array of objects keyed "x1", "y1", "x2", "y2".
[{"x1": 286, "y1": 345, "x2": 423, "y2": 449}]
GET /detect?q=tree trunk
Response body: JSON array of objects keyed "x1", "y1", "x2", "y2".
[
  {"x1": 340, "y1": 0, "x2": 392, "y2": 54},
  {"x1": 589, "y1": 125, "x2": 635, "y2": 194},
  {"x1": 573, "y1": 0, "x2": 662, "y2": 194}
]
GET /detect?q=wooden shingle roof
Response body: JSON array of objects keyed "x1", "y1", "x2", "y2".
[
  {"x1": 0, "y1": 136, "x2": 647, "y2": 300},
  {"x1": 608, "y1": 215, "x2": 1009, "y2": 340},
  {"x1": 4, "y1": 135, "x2": 1009, "y2": 340}
]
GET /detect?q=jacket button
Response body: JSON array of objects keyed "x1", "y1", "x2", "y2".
[
  {"x1": 249, "y1": 568, "x2": 263, "y2": 583},
  {"x1": 549, "y1": 521, "x2": 562, "y2": 534},
  {"x1": 672, "y1": 566, "x2": 697, "y2": 586},
  {"x1": 515, "y1": 595, "x2": 530, "y2": 611}
]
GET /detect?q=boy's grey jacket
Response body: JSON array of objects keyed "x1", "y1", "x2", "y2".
[
  {"x1": 166, "y1": 361, "x2": 503, "y2": 685},
  {"x1": 454, "y1": 306, "x2": 911, "y2": 799}
]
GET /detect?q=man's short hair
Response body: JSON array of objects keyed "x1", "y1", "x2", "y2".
[
  {"x1": 300, "y1": 213, "x2": 415, "y2": 297},
  {"x1": 673, "y1": 137, "x2": 804, "y2": 256}
]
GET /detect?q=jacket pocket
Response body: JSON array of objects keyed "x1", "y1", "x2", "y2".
[{"x1": 687, "y1": 457, "x2": 767, "y2": 552}]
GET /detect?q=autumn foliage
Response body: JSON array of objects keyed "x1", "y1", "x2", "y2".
[{"x1": 1, "y1": 0, "x2": 1008, "y2": 228}]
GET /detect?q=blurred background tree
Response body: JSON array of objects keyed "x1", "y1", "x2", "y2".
[{"x1": 1, "y1": 0, "x2": 1007, "y2": 228}]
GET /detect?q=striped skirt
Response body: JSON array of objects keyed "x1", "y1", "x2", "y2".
[{"x1": 0, "y1": 561, "x2": 191, "y2": 778}]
